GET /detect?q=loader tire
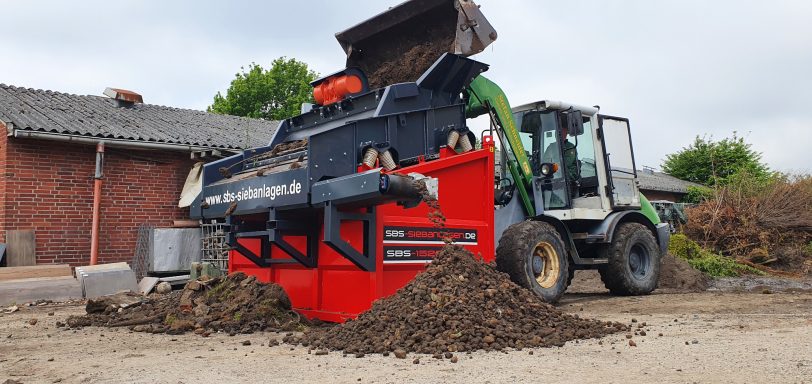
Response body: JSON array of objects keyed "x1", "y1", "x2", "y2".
[
  {"x1": 598, "y1": 223, "x2": 661, "y2": 295},
  {"x1": 496, "y1": 221, "x2": 569, "y2": 303}
]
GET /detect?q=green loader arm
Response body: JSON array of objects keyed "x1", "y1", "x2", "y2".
[{"x1": 465, "y1": 75, "x2": 535, "y2": 216}]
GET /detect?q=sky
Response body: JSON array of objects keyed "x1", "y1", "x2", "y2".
[{"x1": 1, "y1": 0, "x2": 810, "y2": 172}]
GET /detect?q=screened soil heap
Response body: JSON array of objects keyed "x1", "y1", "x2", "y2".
[
  {"x1": 300, "y1": 245, "x2": 626, "y2": 354},
  {"x1": 65, "y1": 272, "x2": 305, "y2": 335}
]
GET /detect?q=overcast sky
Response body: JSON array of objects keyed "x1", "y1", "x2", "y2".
[{"x1": 2, "y1": 0, "x2": 810, "y2": 172}]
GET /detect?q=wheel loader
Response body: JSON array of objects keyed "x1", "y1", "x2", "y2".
[{"x1": 189, "y1": 0, "x2": 669, "y2": 321}]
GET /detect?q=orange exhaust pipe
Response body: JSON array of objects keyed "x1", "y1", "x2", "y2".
[{"x1": 89, "y1": 142, "x2": 104, "y2": 265}]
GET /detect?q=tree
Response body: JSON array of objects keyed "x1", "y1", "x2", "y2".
[
  {"x1": 208, "y1": 57, "x2": 318, "y2": 120},
  {"x1": 662, "y1": 133, "x2": 771, "y2": 187}
]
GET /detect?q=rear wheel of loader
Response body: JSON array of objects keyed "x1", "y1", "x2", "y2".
[
  {"x1": 598, "y1": 223, "x2": 661, "y2": 295},
  {"x1": 496, "y1": 221, "x2": 569, "y2": 303}
]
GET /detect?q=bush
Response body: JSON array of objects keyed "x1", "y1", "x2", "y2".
[
  {"x1": 669, "y1": 234, "x2": 764, "y2": 277},
  {"x1": 668, "y1": 234, "x2": 704, "y2": 259},
  {"x1": 686, "y1": 254, "x2": 763, "y2": 277}
]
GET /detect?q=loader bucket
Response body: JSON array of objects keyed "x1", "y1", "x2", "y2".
[{"x1": 335, "y1": 0, "x2": 497, "y2": 89}]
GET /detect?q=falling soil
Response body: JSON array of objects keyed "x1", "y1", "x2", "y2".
[
  {"x1": 363, "y1": 34, "x2": 455, "y2": 89},
  {"x1": 366, "y1": 40, "x2": 451, "y2": 89},
  {"x1": 658, "y1": 254, "x2": 711, "y2": 292},
  {"x1": 65, "y1": 273, "x2": 305, "y2": 335},
  {"x1": 413, "y1": 179, "x2": 446, "y2": 230},
  {"x1": 299, "y1": 245, "x2": 625, "y2": 354}
]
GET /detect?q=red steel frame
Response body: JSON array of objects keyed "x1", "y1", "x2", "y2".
[{"x1": 230, "y1": 137, "x2": 496, "y2": 322}]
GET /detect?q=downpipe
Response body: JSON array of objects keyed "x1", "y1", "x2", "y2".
[{"x1": 89, "y1": 142, "x2": 104, "y2": 265}]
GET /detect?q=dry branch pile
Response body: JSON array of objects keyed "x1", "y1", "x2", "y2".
[{"x1": 684, "y1": 174, "x2": 812, "y2": 274}]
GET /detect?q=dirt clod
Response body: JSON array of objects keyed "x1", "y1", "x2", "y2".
[
  {"x1": 300, "y1": 245, "x2": 623, "y2": 354},
  {"x1": 28, "y1": 318, "x2": 38, "y2": 325}
]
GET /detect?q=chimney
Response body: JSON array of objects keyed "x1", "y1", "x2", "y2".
[{"x1": 103, "y1": 87, "x2": 143, "y2": 106}]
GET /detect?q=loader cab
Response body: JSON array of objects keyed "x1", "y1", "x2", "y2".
[{"x1": 503, "y1": 100, "x2": 640, "y2": 219}]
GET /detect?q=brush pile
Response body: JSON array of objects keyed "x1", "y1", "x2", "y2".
[{"x1": 684, "y1": 174, "x2": 812, "y2": 274}]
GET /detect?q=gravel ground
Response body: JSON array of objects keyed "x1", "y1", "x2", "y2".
[{"x1": 1, "y1": 283, "x2": 810, "y2": 383}]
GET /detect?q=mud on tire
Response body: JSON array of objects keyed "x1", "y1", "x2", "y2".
[
  {"x1": 496, "y1": 221, "x2": 569, "y2": 303},
  {"x1": 598, "y1": 222, "x2": 661, "y2": 295}
]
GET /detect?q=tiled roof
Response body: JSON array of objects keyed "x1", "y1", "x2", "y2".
[
  {"x1": 637, "y1": 170, "x2": 702, "y2": 193},
  {"x1": 0, "y1": 83, "x2": 278, "y2": 150}
]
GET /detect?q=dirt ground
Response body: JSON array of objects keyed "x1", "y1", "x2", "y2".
[{"x1": 2, "y1": 275, "x2": 811, "y2": 384}]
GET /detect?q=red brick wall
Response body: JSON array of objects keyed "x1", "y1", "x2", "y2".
[
  {"x1": 0, "y1": 123, "x2": 7, "y2": 244},
  {"x1": 0, "y1": 133, "x2": 196, "y2": 266}
]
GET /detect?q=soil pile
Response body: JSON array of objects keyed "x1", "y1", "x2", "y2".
[
  {"x1": 65, "y1": 272, "x2": 304, "y2": 335},
  {"x1": 300, "y1": 246, "x2": 625, "y2": 354},
  {"x1": 658, "y1": 254, "x2": 711, "y2": 292}
]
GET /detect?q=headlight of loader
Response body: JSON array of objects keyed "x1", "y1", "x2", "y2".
[{"x1": 540, "y1": 162, "x2": 559, "y2": 177}]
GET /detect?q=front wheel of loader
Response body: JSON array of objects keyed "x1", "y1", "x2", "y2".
[
  {"x1": 598, "y1": 223, "x2": 661, "y2": 295},
  {"x1": 496, "y1": 221, "x2": 569, "y2": 303}
]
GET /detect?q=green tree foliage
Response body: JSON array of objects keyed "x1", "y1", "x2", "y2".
[
  {"x1": 681, "y1": 185, "x2": 714, "y2": 204},
  {"x1": 208, "y1": 57, "x2": 318, "y2": 120},
  {"x1": 662, "y1": 134, "x2": 771, "y2": 187}
]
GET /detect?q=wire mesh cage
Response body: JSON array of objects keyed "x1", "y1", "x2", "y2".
[
  {"x1": 131, "y1": 223, "x2": 155, "y2": 281},
  {"x1": 201, "y1": 220, "x2": 230, "y2": 273}
]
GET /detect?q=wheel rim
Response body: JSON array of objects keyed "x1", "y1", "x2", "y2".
[
  {"x1": 628, "y1": 243, "x2": 650, "y2": 280},
  {"x1": 530, "y1": 241, "x2": 560, "y2": 289}
]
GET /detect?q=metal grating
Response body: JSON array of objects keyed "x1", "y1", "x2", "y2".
[
  {"x1": 131, "y1": 223, "x2": 155, "y2": 280},
  {"x1": 201, "y1": 220, "x2": 230, "y2": 273}
]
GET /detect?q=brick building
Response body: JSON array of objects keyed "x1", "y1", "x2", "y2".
[
  {"x1": 0, "y1": 84, "x2": 276, "y2": 266},
  {"x1": 637, "y1": 168, "x2": 702, "y2": 202}
]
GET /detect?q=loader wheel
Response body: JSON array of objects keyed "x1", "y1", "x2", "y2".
[
  {"x1": 598, "y1": 223, "x2": 661, "y2": 295},
  {"x1": 496, "y1": 221, "x2": 569, "y2": 303}
]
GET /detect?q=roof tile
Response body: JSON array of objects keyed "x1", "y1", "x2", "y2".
[{"x1": 0, "y1": 83, "x2": 277, "y2": 150}]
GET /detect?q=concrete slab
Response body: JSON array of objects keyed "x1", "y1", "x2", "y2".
[
  {"x1": 75, "y1": 263, "x2": 130, "y2": 292},
  {"x1": 0, "y1": 276, "x2": 82, "y2": 306},
  {"x1": 0, "y1": 264, "x2": 72, "y2": 282},
  {"x1": 158, "y1": 275, "x2": 190, "y2": 286},
  {"x1": 81, "y1": 269, "x2": 139, "y2": 299},
  {"x1": 138, "y1": 277, "x2": 160, "y2": 295}
]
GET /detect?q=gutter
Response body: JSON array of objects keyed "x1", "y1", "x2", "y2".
[{"x1": 11, "y1": 129, "x2": 238, "y2": 153}]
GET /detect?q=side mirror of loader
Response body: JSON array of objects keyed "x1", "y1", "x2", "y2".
[{"x1": 565, "y1": 110, "x2": 584, "y2": 136}]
